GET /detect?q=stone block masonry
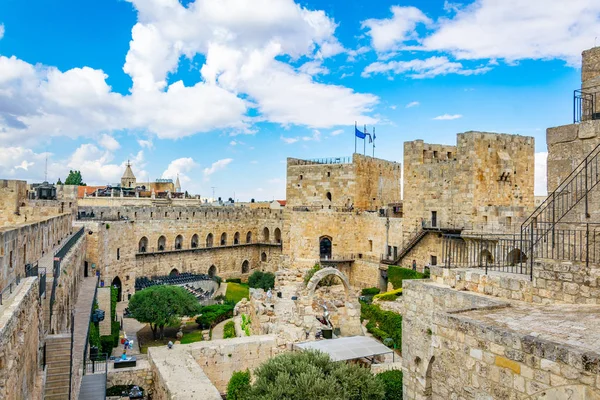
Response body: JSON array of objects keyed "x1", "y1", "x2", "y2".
[{"x1": 0, "y1": 277, "x2": 43, "y2": 400}]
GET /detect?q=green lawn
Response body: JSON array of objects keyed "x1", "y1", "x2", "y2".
[
  {"x1": 225, "y1": 282, "x2": 249, "y2": 304},
  {"x1": 180, "y1": 330, "x2": 205, "y2": 344}
]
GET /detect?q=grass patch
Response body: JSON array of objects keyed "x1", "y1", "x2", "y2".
[
  {"x1": 388, "y1": 266, "x2": 428, "y2": 289},
  {"x1": 138, "y1": 322, "x2": 204, "y2": 353},
  {"x1": 374, "y1": 288, "x2": 403, "y2": 301},
  {"x1": 223, "y1": 321, "x2": 236, "y2": 339},
  {"x1": 225, "y1": 282, "x2": 249, "y2": 304},
  {"x1": 180, "y1": 329, "x2": 204, "y2": 344}
]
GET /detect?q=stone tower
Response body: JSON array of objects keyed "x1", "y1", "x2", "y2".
[
  {"x1": 175, "y1": 174, "x2": 181, "y2": 192},
  {"x1": 121, "y1": 161, "x2": 136, "y2": 188}
]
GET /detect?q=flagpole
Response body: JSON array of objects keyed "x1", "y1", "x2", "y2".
[
  {"x1": 372, "y1": 127, "x2": 375, "y2": 157},
  {"x1": 363, "y1": 124, "x2": 366, "y2": 155},
  {"x1": 354, "y1": 121, "x2": 357, "y2": 154}
]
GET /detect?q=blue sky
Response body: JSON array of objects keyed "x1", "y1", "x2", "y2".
[{"x1": 0, "y1": 0, "x2": 598, "y2": 200}]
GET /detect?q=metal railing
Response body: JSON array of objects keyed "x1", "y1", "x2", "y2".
[
  {"x1": 82, "y1": 275, "x2": 100, "y2": 369},
  {"x1": 83, "y1": 353, "x2": 109, "y2": 375},
  {"x1": 293, "y1": 156, "x2": 352, "y2": 165},
  {"x1": 319, "y1": 254, "x2": 359, "y2": 262},
  {"x1": 574, "y1": 84, "x2": 600, "y2": 123},
  {"x1": 292, "y1": 205, "x2": 354, "y2": 212},
  {"x1": 25, "y1": 263, "x2": 46, "y2": 298},
  {"x1": 442, "y1": 223, "x2": 600, "y2": 275},
  {"x1": 0, "y1": 274, "x2": 22, "y2": 306},
  {"x1": 55, "y1": 227, "x2": 84, "y2": 260}
]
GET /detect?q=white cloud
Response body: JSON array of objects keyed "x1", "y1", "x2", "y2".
[
  {"x1": 362, "y1": 56, "x2": 491, "y2": 79},
  {"x1": 535, "y1": 152, "x2": 548, "y2": 196},
  {"x1": 137, "y1": 138, "x2": 154, "y2": 149},
  {"x1": 361, "y1": 6, "x2": 432, "y2": 52},
  {"x1": 161, "y1": 157, "x2": 198, "y2": 189},
  {"x1": 331, "y1": 129, "x2": 344, "y2": 136},
  {"x1": 405, "y1": 101, "x2": 420, "y2": 108},
  {"x1": 98, "y1": 134, "x2": 120, "y2": 151},
  {"x1": 302, "y1": 130, "x2": 321, "y2": 141},
  {"x1": 298, "y1": 61, "x2": 329, "y2": 76},
  {"x1": 14, "y1": 160, "x2": 33, "y2": 171},
  {"x1": 229, "y1": 140, "x2": 238, "y2": 146},
  {"x1": 281, "y1": 135, "x2": 299, "y2": 144},
  {"x1": 203, "y1": 158, "x2": 233, "y2": 178},
  {"x1": 0, "y1": 24, "x2": 4, "y2": 40},
  {"x1": 433, "y1": 114, "x2": 462, "y2": 120}
]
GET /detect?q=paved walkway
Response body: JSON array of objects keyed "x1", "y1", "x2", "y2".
[
  {"x1": 214, "y1": 282, "x2": 227, "y2": 298},
  {"x1": 112, "y1": 301, "x2": 144, "y2": 357},
  {"x1": 211, "y1": 317, "x2": 234, "y2": 340},
  {"x1": 71, "y1": 277, "x2": 99, "y2": 376}
]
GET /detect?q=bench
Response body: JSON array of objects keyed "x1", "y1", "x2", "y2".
[{"x1": 113, "y1": 356, "x2": 137, "y2": 369}]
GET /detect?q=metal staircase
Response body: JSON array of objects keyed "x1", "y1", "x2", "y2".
[
  {"x1": 520, "y1": 141, "x2": 600, "y2": 275},
  {"x1": 381, "y1": 228, "x2": 429, "y2": 265}
]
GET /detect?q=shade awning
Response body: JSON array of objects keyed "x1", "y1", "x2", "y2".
[{"x1": 293, "y1": 336, "x2": 393, "y2": 362}]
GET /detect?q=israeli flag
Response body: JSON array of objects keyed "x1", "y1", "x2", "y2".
[{"x1": 355, "y1": 127, "x2": 366, "y2": 139}]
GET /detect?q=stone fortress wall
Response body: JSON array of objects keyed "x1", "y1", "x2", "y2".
[
  {"x1": 403, "y1": 132, "x2": 535, "y2": 236},
  {"x1": 77, "y1": 206, "x2": 284, "y2": 295},
  {"x1": 286, "y1": 153, "x2": 401, "y2": 211}
]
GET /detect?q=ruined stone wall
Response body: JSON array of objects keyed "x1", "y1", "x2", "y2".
[
  {"x1": 107, "y1": 362, "x2": 153, "y2": 394},
  {"x1": 402, "y1": 279, "x2": 600, "y2": 399},
  {"x1": 403, "y1": 132, "x2": 534, "y2": 239},
  {"x1": 286, "y1": 154, "x2": 401, "y2": 211},
  {"x1": 0, "y1": 278, "x2": 42, "y2": 400},
  {"x1": 189, "y1": 335, "x2": 280, "y2": 392},
  {"x1": 286, "y1": 158, "x2": 356, "y2": 208},
  {"x1": 0, "y1": 213, "x2": 72, "y2": 290}
]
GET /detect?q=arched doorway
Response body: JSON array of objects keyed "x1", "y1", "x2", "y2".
[
  {"x1": 234, "y1": 232, "x2": 240, "y2": 245},
  {"x1": 112, "y1": 276, "x2": 122, "y2": 302},
  {"x1": 507, "y1": 249, "x2": 527, "y2": 265},
  {"x1": 274, "y1": 228, "x2": 281, "y2": 244},
  {"x1": 139, "y1": 237, "x2": 148, "y2": 253},
  {"x1": 191, "y1": 234, "x2": 198, "y2": 248},
  {"x1": 246, "y1": 231, "x2": 252, "y2": 244},
  {"x1": 157, "y1": 236, "x2": 166, "y2": 251},
  {"x1": 169, "y1": 268, "x2": 179, "y2": 276},
  {"x1": 479, "y1": 249, "x2": 493, "y2": 265},
  {"x1": 174, "y1": 235, "x2": 183, "y2": 250},
  {"x1": 206, "y1": 233, "x2": 214, "y2": 247},
  {"x1": 261, "y1": 252, "x2": 267, "y2": 262},
  {"x1": 208, "y1": 265, "x2": 217, "y2": 277},
  {"x1": 263, "y1": 227, "x2": 270, "y2": 242},
  {"x1": 242, "y1": 260, "x2": 250, "y2": 274},
  {"x1": 319, "y1": 236, "x2": 332, "y2": 260},
  {"x1": 220, "y1": 232, "x2": 227, "y2": 246}
]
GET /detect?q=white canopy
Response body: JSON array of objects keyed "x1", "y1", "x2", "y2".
[{"x1": 294, "y1": 336, "x2": 394, "y2": 362}]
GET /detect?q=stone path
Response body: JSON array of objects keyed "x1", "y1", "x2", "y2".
[
  {"x1": 112, "y1": 301, "x2": 144, "y2": 357},
  {"x1": 214, "y1": 282, "x2": 227, "y2": 298},
  {"x1": 72, "y1": 277, "x2": 99, "y2": 372},
  {"x1": 211, "y1": 317, "x2": 234, "y2": 340}
]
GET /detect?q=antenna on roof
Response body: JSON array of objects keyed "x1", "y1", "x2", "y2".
[{"x1": 44, "y1": 150, "x2": 48, "y2": 182}]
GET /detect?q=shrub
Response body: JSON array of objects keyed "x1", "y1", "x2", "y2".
[
  {"x1": 360, "y1": 302, "x2": 402, "y2": 349},
  {"x1": 88, "y1": 322, "x2": 101, "y2": 350},
  {"x1": 304, "y1": 263, "x2": 321, "y2": 284},
  {"x1": 373, "y1": 288, "x2": 403, "y2": 301},
  {"x1": 227, "y1": 278, "x2": 242, "y2": 284},
  {"x1": 248, "y1": 271, "x2": 275, "y2": 291},
  {"x1": 227, "y1": 370, "x2": 251, "y2": 400},
  {"x1": 241, "y1": 314, "x2": 251, "y2": 336},
  {"x1": 195, "y1": 304, "x2": 234, "y2": 329},
  {"x1": 361, "y1": 287, "x2": 381, "y2": 296},
  {"x1": 377, "y1": 370, "x2": 403, "y2": 400},
  {"x1": 388, "y1": 266, "x2": 427, "y2": 289},
  {"x1": 248, "y1": 350, "x2": 385, "y2": 400},
  {"x1": 223, "y1": 321, "x2": 236, "y2": 339}
]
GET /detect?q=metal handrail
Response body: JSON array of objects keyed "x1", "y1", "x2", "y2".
[
  {"x1": 291, "y1": 205, "x2": 354, "y2": 212},
  {"x1": 82, "y1": 275, "x2": 100, "y2": 369},
  {"x1": 0, "y1": 274, "x2": 22, "y2": 306},
  {"x1": 55, "y1": 227, "x2": 84, "y2": 260},
  {"x1": 574, "y1": 84, "x2": 600, "y2": 123},
  {"x1": 137, "y1": 241, "x2": 281, "y2": 255}
]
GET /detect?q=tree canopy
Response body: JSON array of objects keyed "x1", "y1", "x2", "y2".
[
  {"x1": 128, "y1": 285, "x2": 201, "y2": 339},
  {"x1": 64, "y1": 170, "x2": 86, "y2": 186},
  {"x1": 233, "y1": 350, "x2": 385, "y2": 400}
]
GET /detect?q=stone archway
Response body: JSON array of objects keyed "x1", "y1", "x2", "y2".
[
  {"x1": 306, "y1": 267, "x2": 350, "y2": 299},
  {"x1": 208, "y1": 265, "x2": 217, "y2": 277},
  {"x1": 112, "y1": 276, "x2": 122, "y2": 302}
]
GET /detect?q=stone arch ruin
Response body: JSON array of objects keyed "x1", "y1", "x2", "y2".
[{"x1": 306, "y1": 267, "x2": 350, "y2": 300}]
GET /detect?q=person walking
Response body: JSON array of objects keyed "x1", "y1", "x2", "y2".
[{"x1": 412, "y1": 260, "x2": 417, "y2": 271}]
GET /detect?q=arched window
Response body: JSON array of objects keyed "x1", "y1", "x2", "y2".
[
  {"x1": 274, "y1": 228, "x2": 281, "y2": 244},
  {"x1": 263, "y1": 227, "x2": 270, "y2": 242},
  {"x1": 319, "y1": 236, "x2": 332, "y2": 259},
  {"x1": 112, "y1": 276, "x2": 122, "y2": 302},
  {"x1": 261, "y1": 252, "x2": 267, "y2": 262},
  {"x1": 174, "y1": 235, "x2": 183, "y2": 250},
  {"x1": 206, "y1": 233, "x2": 214, "y2": 248},
  {"x1": 220, "y1": 232, "x2": 227, "y2": 246},
  {"x1": 169, "y1": 268, "x2": 179, "y2": 276},
  {"x1": 234, "y1": 232, "x2": 240, "y2": 245},
  {"x1": 326, "y1": 192, "x2": 332, "y2": 201},
  {"x1": 158, "y1": 235, "x2": 166, "y2": 251},
  {"x1": 191, "y1": 234, "x2": 198, "y2": 248},
  {"x1": 246, "y1": 231, "x2": 252, "y2": 244},
  {"x1": 242, "y1": 260, "x2": 250, "y2": 274},
  {"x1": 139, "y1": 237, "x2": 148, "y2": 253},
  {"x1": 208, "y1": 265, "x2": 217, "y2": 277}
]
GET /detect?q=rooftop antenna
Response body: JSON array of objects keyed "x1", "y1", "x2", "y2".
[
  {"x1": 211, "y1": 187, "x2": 216, "y2": 201},
  {"x1": 44, "y1": 151, "x2": 48, "y2": 182}
]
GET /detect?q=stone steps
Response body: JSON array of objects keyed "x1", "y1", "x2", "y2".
[{"x1": 44, "y1": 337, "x2": 72, "y2": 400}]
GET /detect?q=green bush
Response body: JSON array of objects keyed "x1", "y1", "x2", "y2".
[
  {"x1": 304, "y1": 263, "x2": 321, "y2": 284},
  {"x1": 227, "y1": 278, "x2": 242, "y2": 284},
  {"x1": 248, "y1": 271, "x2": 275, "y2": 291},
  {"x1": 223, "y1": 321, "x2": 236, "y2": 339},
  {"x1": 241, "y1": 314, "x2": 251, "y2": 336},
  {"x1": 388, "y1": 266, "x2": 427, "y2": 289},
  {"x1": 88, "y1": 322, "x2": 101, "y2": 350},
  {"x1": 360, "y1": 302, "x2": 402, "y2": 349},
  {"x1": 361, "y1": 287, "x2": 381, "y2": 296},
  {"x1": 377, "y1": 370, "x2": 403, "y2": 400},
  {"x1": 195, "y1": 304, "x2": 234, "y2": 329},
  {"x1": 227, "y1": 370, "x2": 251, "y2": 400},
  {"x1": 373, "y1": 288, "x2": 402, "y2": 301},
  {"x1": 248, "y1": 350, "x2": 385, "y2": 400}
]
